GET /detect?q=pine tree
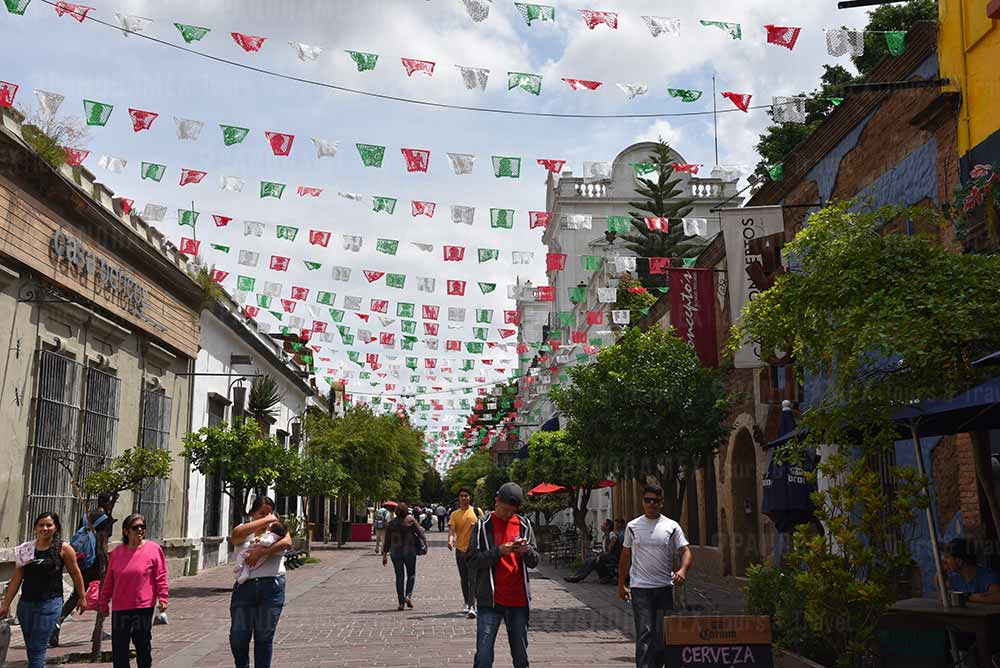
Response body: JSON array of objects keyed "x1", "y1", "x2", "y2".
[{"x1": 619, "y1": 141, "x2": 697, "y2": 287}]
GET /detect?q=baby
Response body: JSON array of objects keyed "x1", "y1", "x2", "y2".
[{"x1": 234, "y1": 521, "x2": 288, "y2": 584}]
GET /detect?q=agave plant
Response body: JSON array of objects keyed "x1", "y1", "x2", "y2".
[{"x1": 247, "y1": 375, "x2": 284, "y2": 426}]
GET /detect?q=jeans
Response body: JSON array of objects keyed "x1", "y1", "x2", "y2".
[
  {"x1": 111, "y1": 607, "x2": 154, "y2": 668},
  {"x1": 438, "y1": 516, "x2": 447, "y2": 532},
  {"x1": 390, "y1": 552, "x2": 416, "y2": 604},
  {"x1": 630, "y1": 586, "x2": 674, "y2": 668},
  {"x1": 474, "y1": 604, "x2": 529, "y2": 668},
  {"x1": 455, "y1": 550, "x2": 475, "y2": 607},
  {"x1": 16, "y1": 597, "x2": 62, "y2": 668},
  {"x1": 230, "y1": 576, "x2": 285, "y2": 668}
]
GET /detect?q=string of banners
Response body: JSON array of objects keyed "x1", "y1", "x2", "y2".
[
  {"x1": 10, "y1": 1, "x2": 911, "y2": 104},
  {"x1": 1, "y1": 81, "x2": 846, "y2": 175}
]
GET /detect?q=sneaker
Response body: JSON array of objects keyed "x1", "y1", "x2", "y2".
[
  {"x1": 462, "y1": 605, "x2": 470, "y2": 615},
  {"x1": 49, "y1": 624, "x2": 61, "y2": 648},
  {"x1": 467, "y1": 607, "x2": 477, "y2": 620}
]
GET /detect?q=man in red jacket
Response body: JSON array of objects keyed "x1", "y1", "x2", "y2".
[{"x1": 466, "y1": 482, "x2": 539, "y2": 668}]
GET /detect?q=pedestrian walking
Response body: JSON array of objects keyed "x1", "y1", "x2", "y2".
[
  {"x1": 466, "y1": 482, "x2": 538, "y2": 668},
  {"x1": 51, "y1": 493, "x2": 116, "y2": 647},
  {"x1": 436, "y1": 503, "x2": 448, "y2": 532},
  {"x1": 97, "y1": 513, "x2": 169, "y2": 668},
  {"x1": 373, "y1": 503, "x2": 392, "y2": 555},
  {"x1": 382, "y1": 502, "x2": 426, "y2": 610},
  {"x1": 447, "y1": 487, "x2": 481, "y2": 618},
  {"x1": 230, "y1": 496, "x2": 292, "y2": 668},
  {"x1": 618, "y1": 484, "x2": 692, "y2": 668},
  {"x1": 0, "y1": 513, "x2": 85, "y2": 668}
]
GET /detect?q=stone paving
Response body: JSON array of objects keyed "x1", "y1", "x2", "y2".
[{"x1": 5, "y1": 531, "x2": 652, "y2": 667}]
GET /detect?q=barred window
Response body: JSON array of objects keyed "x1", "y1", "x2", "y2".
[
  {"x1": 135, "y1": 389, "x2": 172, "y2": 540},
  {"x1": 26, "y1": 351, "x2": 120, "y2": 539}
]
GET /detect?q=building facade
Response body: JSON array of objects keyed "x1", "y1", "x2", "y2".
[
  {"x1": 184, "y1": 299, "x2": 314, "y2": 573},
  {"x1": 513, "y1": 142, "x2": 739, "y2": 537},
  {"x1": 0, "y1": 108, "x2": 203, "y2": 580}
]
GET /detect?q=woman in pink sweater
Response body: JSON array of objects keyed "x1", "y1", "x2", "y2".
[{"x1": 98, "y1": 514, "x2": 169, "y2": 668}]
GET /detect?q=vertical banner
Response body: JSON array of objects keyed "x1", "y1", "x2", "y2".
[
  {"x1": 721, "y1": 206, "x2": 785, "y2": 368},
  {"x1": 668, "y1": 267, "x2": 719, "y2": 367}
]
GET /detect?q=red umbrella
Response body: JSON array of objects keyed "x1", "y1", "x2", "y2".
[
  {"x1": 527, "y1": 480, "x2": 616, "y2": 496},
  {"x1": 382, "y1": 500, "x2": 399, "y2": 507}
]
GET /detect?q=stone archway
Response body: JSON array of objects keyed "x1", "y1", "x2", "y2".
[{"x1": 729, "y1": 427, "x2": 760, "y2": 576}]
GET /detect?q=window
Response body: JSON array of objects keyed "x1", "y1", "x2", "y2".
[
  {"x1": 27, "y1": 351, "x2": 121, "y2": 539},
  {"x1": 203, "y1": 395, "x2": 227, "y2": 537},
  {"x1": 135, "y1": 389, "x2": 172, "y2": 540}
]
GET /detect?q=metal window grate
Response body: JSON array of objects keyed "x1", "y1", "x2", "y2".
[
  {"x1": 26, "y1": 351, "x2": 120, "y2": 539},
  {"x1": 135, "y1": 390, "x2": 172, "y2": 540}
]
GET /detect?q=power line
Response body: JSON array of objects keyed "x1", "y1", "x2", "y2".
[{"x1": 44, "y1": 0, "x2": 785, "y2": 121}]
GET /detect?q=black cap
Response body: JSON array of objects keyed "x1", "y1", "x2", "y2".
[{"x1": 496, "y1": 482, "x2": 525, "y2": 507}]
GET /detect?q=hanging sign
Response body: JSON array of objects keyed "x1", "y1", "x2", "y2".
[
  {"x1": 668, "y1": 267, "x2": 718, "y2": 367},
  {"x1": 721, "y1": 206, "x2": 784, "y2": 368},
  {"x1": 665, "y1": 616, "x2": 773, "y2": 668}
]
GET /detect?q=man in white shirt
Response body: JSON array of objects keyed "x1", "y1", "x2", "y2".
[{"x1": 618, "y1": 484, "x2": 692, "y2": 668}]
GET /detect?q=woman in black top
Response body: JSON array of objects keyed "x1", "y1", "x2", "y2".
[
  {"x1": 0, "y1": 513, "x2": 85, "y2": 668},
  {"x1": 381, "y1": 503, "x2": 425, "y2": 610}
]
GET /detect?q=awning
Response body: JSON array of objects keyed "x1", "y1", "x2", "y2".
[{"x1": 892, "y1": 374, "x2": 1000, "y2": 436}]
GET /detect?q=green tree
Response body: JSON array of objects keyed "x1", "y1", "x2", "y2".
[
  {"x1": 852, "y1": 0, "x2": 938, "y2": 77},
  {"x1": 246, "y1": 375, "x2": 285, "y2": 428},
  {"x1": 730, "y1": 202, "x2": 1000, "y2": 665},
  {"x1": 754, "y1": 65, "x2": 856, "y2": 179},
  {"x1": 83, "y1": 448, "x2": 173, "y2": 515},
  {"x1": 274, "y1": 446, "x2": 346, "y2": 544},
  {"x1": 732, "y1": 202, "x2": 1000, "y2": 536},
  {"x1": 182, "y1": 418, "x2": 293, "y2": 517},
  {"x1": 443, "y1": 450, "x2": 495, "y2": 496},
  {"x1": 420, "y1": 466, "x2": 446, "y2": 505},
  {"x1": 552, "y1": 326, "x2": 730, "y2": 517},
  {"x1": 612, "y1": 272, "x2": 659, "y2": 327},
  {"x1": 523, "y1": 430, "x2": 604, "y2": 559},
  {"x1": 619, "y1": 141, "x2": 697, "y2": 287},
  {"x1": 508, "y1": 458, "x2": 568, "y2": 525}
]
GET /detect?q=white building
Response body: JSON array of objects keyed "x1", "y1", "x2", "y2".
[
  {"x1": 515, "y1": 142, "x2": 740, "y2": 531},
  {"x1": 185, "y1": 298, "x2": 315, "y2": 573}
]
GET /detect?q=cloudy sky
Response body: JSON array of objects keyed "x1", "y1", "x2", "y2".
[{"x1": 2, "y1": 0, "x2": 875, "y2": 461}]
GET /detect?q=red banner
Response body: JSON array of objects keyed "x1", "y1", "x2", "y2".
[{"x1": 668, "y1": 268, "x2": 718, "y2": 367}]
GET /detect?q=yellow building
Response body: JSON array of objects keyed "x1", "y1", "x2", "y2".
[{"x1": 938, "y1": 0, "x2": 1000, "y2": 167}]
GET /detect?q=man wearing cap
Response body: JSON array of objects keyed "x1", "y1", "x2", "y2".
[{"x1": 465, "y1": 482, "x2": 538, "y2": 668}]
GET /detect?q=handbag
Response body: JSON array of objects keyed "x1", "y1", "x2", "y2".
[
  {"x1": 411, "y1": 522, "x2": 428, "y2": 556},
  {"x1": 84, "y1": 580, "x2": 101, "y2": 612}
]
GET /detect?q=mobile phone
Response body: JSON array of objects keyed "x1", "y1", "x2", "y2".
[{"x1": 514, "y1": 537, "x2": 528, "y2": 545}]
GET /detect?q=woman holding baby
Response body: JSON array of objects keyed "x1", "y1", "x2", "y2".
[
  {"x1": 229, "y1": 495, "x2": 291, "y2": 668},
  {"x1": 97, "y1": 513, "x2": 169, "y2": 668}
]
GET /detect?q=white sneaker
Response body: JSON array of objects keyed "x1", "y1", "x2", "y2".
[
  {"x1": 462, "y1": 605, "x2": 469, "y2": 615},
  {"x1": 467, "y1": 607, "x2": 477, "y2": 620}
]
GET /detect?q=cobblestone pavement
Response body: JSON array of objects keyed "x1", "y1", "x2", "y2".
[{"x1": 5, "y1": 532, "x2": 639, "y2": 667}]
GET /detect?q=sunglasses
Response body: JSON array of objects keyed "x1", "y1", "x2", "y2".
[
  {"x1": 642, "y1": 498, "x2": 662, "y2": 504},
  {"x1": 130, "y1": 524, "x2": 147, "y2": 531}
]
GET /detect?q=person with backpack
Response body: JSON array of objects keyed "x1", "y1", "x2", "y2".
[
  {"x1": 99, "y1": 514, "x2": 169, "y2": 668},
  {"x1": 435, "y1": 504, "x2": 448, "y2": 532},
  {"x1": 0, "y1": 512, "x2": 86, "y2": 668},
  {"x1": 373, "y1": 503, "x2": 392, "y2": 555},
  {"x1": 51, "y1": 493, "x2": 115, "y2": 647},
  {"x1": 382, "y1": 502, "x2": 426, "y2": 611}
]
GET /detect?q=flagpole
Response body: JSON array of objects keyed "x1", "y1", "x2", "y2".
[
  {"x1": 712, "y1": 74, "x2": 719, "y2": 167},
  {"x1": 191, "y1": 199, "x2": 197, "y2": 243}
]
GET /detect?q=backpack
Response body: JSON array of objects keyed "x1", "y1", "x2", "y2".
[
  {"x1": 70, "y1": 513, "x2": 107, "y2": 571},
  {"x1": 374, "y1": 510, "x2": 386, "y2": 530},
  {"x1": 410, "y1": 522, "x2": 428, "y2": 556}
]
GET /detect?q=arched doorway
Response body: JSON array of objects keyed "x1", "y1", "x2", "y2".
[{"x1": 730, "y1": 428, "x2": 760, "y2": 576}]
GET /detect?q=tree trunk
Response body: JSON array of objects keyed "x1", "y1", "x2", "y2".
[
  {"x1": 573, "y1": 488, "x2": 593, "y2": 561},
  {"x1": 971, "y1": 431, "x2": 1000, "y2": 540},
  {"x1": 336, "y1": 496, "x2": 346, "y2": 548},
  {"x1": 301, "y1": 496, "x2": 312, "y2": 556}
]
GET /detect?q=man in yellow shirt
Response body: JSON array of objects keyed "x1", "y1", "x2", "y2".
[{"x1": 448, "y1": 487, "x2": 483, "y2": 619}]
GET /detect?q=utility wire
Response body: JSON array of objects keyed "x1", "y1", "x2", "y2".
[{"x1": 46, "y1": 0, "x2": 789, "y2": 121}]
